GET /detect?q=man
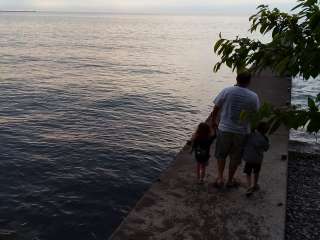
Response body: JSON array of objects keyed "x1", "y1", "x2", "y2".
[{"x1": 211, "y1": 70, "x2": 260, "y2": 188}]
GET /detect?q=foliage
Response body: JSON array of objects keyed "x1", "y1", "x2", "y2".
[
  {"x1": 241, "y1": 93, "x2": 320, "y2": 134},
  {"x1": 214, "y1": 0, "x2": 320, "y2": 135}
]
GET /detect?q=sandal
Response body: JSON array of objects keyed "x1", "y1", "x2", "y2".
[
  {"x1": 246, "y1": 187, "x2": 254, "y2": 197},
  {"x1": 197, "y1": 179, "x2": 205, "y2": 185},
  {"x1": 226, "y1": 180, "x2": 240, "y2": 188},
  {"x1": 252, "y1": 184, "x2": 260, "y2": 191},
  {"x1": 213, "y1": 179, "x2": 224, "y2": 188}
]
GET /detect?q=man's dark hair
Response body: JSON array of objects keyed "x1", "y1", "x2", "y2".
[{"x1": 236, "y1": 70, "x2": 251, "y2": 86}]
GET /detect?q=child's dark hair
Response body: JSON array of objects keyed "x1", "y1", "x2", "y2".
[
  {"x1": 256, "y1": 121, "x2": 269, "y2": 135},
  {"x1": 194, "y1": 122, "x2": 211, "y2": 141}
]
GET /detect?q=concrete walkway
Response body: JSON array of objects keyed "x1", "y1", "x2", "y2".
[{"x1": 110, "y1": 70, "x2": 291, "y2": 240}]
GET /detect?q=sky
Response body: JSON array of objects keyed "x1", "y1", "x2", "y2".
[{"x1": 0, "y1": 0, "x2": 294, "y2": 13}]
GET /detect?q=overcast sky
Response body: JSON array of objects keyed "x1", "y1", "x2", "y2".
[{"x1": 0, "y1": 0, "x2": 294, "y2": 13}]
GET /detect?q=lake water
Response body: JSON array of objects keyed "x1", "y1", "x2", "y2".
[{"x1": 0, "y1": 12, "x2": 318, "y2": 240}]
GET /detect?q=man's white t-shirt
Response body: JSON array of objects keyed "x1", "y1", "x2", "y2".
[{"x1": 213, "y1": 86, "x2": 260, "y2": 134}]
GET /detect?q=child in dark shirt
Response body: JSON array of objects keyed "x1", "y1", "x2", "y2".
[
  {"x1": 191, "y1": 122, "x2": 216, "y2": 184},
  {"x1": 243, "y1": 122, "x2": 270, "y2": 196}
]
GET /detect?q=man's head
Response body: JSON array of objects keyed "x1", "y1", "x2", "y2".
[{"x1": 236, "y1": 69, "x2": 251, "y2": 87}]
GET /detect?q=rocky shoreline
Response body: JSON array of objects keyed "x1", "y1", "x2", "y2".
[{"x1": 286, "y1": 141, "x2": 320, "y2": 240}]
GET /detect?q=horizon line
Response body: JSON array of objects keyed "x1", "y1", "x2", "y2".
[{"x1": 0, "y1": 9, "x2": 256, "y2": 16}]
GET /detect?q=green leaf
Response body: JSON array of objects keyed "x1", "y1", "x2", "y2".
[
  {"x1": 308, "y1": 97, "x2": 318, "y2": 112},
  {"x1": 240, "y1": 110, "x2": 249, "y2": 121},
  {"x1": 272, "y1": 26, "x2": 280, "y2": 37},
  {"x1": 226, "y1": 57, "x2": 234, "y2": 68},
  {"x1": 259, "y1": 102, "x2": 273, "y2": 117},
  {"x1": 275, "y1": 56, "x2": 290, "y2": 74},
  {"x1": 306, "y1": 0, "x2": 317, "y2": 6},
  {"x1": 294, "y1": 111, "x2": 310, "y2": 128},
  {"x1": 269, "y1": 119, "x2": 282, "y2": 134},
  {"x1": 257, "y1": 4, "x2": 268, "y2": 9},
  {"x1": 306, "y1": 118, "x2": 320, "y2": 133},
  {"x1": 213, "y1": 62, "x2": 222, "y2": 72},
  {"x1": 260, "y1": 23, "x2": 268, "y2": 34},
  {"x1": 292, "y1": 2, "x2": 305, "y2": 11},
  {"x1": 214, "y1": 39, "x2": 224, "y2": 52}
]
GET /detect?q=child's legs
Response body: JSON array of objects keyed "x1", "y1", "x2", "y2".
[
  {"x1": 243, "y1": 163, "x2": 253, "y2": 187},
  {"x1": 197, "y1": 163, "x2": 201, "y2": 179},
  {"x1": 217, "y1": 159, "x2": 226, "y2": 181},
  {"x1": 253, "y1": 172, "x2": 259, "y2": 186},
  {"x1": 246, "y1": 174, "x2": 252, "y2": 187},
  {"x1": 200, "y1": 163, "x2": 206, "y2": 179},
  {"x1": 253, "y1": 163, "x2": 261, "y2": 186}
]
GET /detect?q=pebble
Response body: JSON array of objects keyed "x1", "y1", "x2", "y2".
[{"x1": 285, "y1": 150, "x2": 320, "y2": 240}]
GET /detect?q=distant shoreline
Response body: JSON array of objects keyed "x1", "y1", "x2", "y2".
[
  {"x1": 0, "y1": 11, "x2": 37, "y2": 13},
  {"x1": 0, "y1": 10, "x2": 253, "y2": 17}
]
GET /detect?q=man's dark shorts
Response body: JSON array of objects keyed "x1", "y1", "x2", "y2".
[
  {"x1": 214, "y1": 130, "x2": 247, "y2": 167},
  {"x1": 243, "y1": 162, "x2": 261, "y2": 175}
]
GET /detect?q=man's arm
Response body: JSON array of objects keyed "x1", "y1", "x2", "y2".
[
  {"x1": 211, "y1": 105, "x2": 220, "y2": 130},
  {"x1": 255, "y1": 95, "x2": 261, "y2": 111},
  {"x1": 211, "y1": 88, "x2": 226, "y2": 131}
]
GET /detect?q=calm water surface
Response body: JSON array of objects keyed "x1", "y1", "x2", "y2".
[{"x1": 0, "y1": 12, "x2": 317, "y2": 239}]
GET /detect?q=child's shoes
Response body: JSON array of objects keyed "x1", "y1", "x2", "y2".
[
  {"x1": 246, "y1": 187, "x2": 254, "y2": 197},
  {"x1": 246, "y1": 184, "x2": 260, "y2": 197},
  {"x1": 252, "y1": 184, "x2": 260, "y2": 191},
  {"x1": 197, "y1": 178, "x2": 205, "y2": 185}
]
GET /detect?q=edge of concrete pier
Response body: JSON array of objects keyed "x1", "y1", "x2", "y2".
[{"x1": 110, "y1": 70, "x2": 291, "y2": 240}]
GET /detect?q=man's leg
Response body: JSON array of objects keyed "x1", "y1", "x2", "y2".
[
  {"x1": 227, "y1": 133, "x2": 247, "y2": 185},
  {"x1": 228, "y1": 160, "x2": 240, "y2": 184},
  {"x1": 214, "y1": 131, "x2": 231, "y2": 184},
  {"x1": 217, "y1": 158, "x2": 226, "y2": 182}
]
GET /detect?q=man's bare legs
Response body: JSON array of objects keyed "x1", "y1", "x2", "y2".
[
  {"x1": 227, "y1": 162, "x2": 239, "y2": 185},
  {"x1": 216, "y1": 158, "x2": 226, "y2": 184},
  {"x1": 216, "y1": 159, "x2": 241, "y2": 187}
]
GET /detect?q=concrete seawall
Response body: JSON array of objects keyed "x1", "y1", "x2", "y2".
[{"x1": 110, "y1": 70, "x2": 291, "y2": 240}]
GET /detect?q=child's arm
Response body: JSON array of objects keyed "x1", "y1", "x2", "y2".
[
  {"x1": 209, "y1": 135, "x2": 216, "y2": 145},
  {"x1": 211, "y1": 106, "x2": 220, "y2": 130},
  {"x1": 263, "y1": 137, "x2": 270, "y2": 152},
  {"x1": 190, "y1": 142, "x2": 195, "y2": 154}
]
